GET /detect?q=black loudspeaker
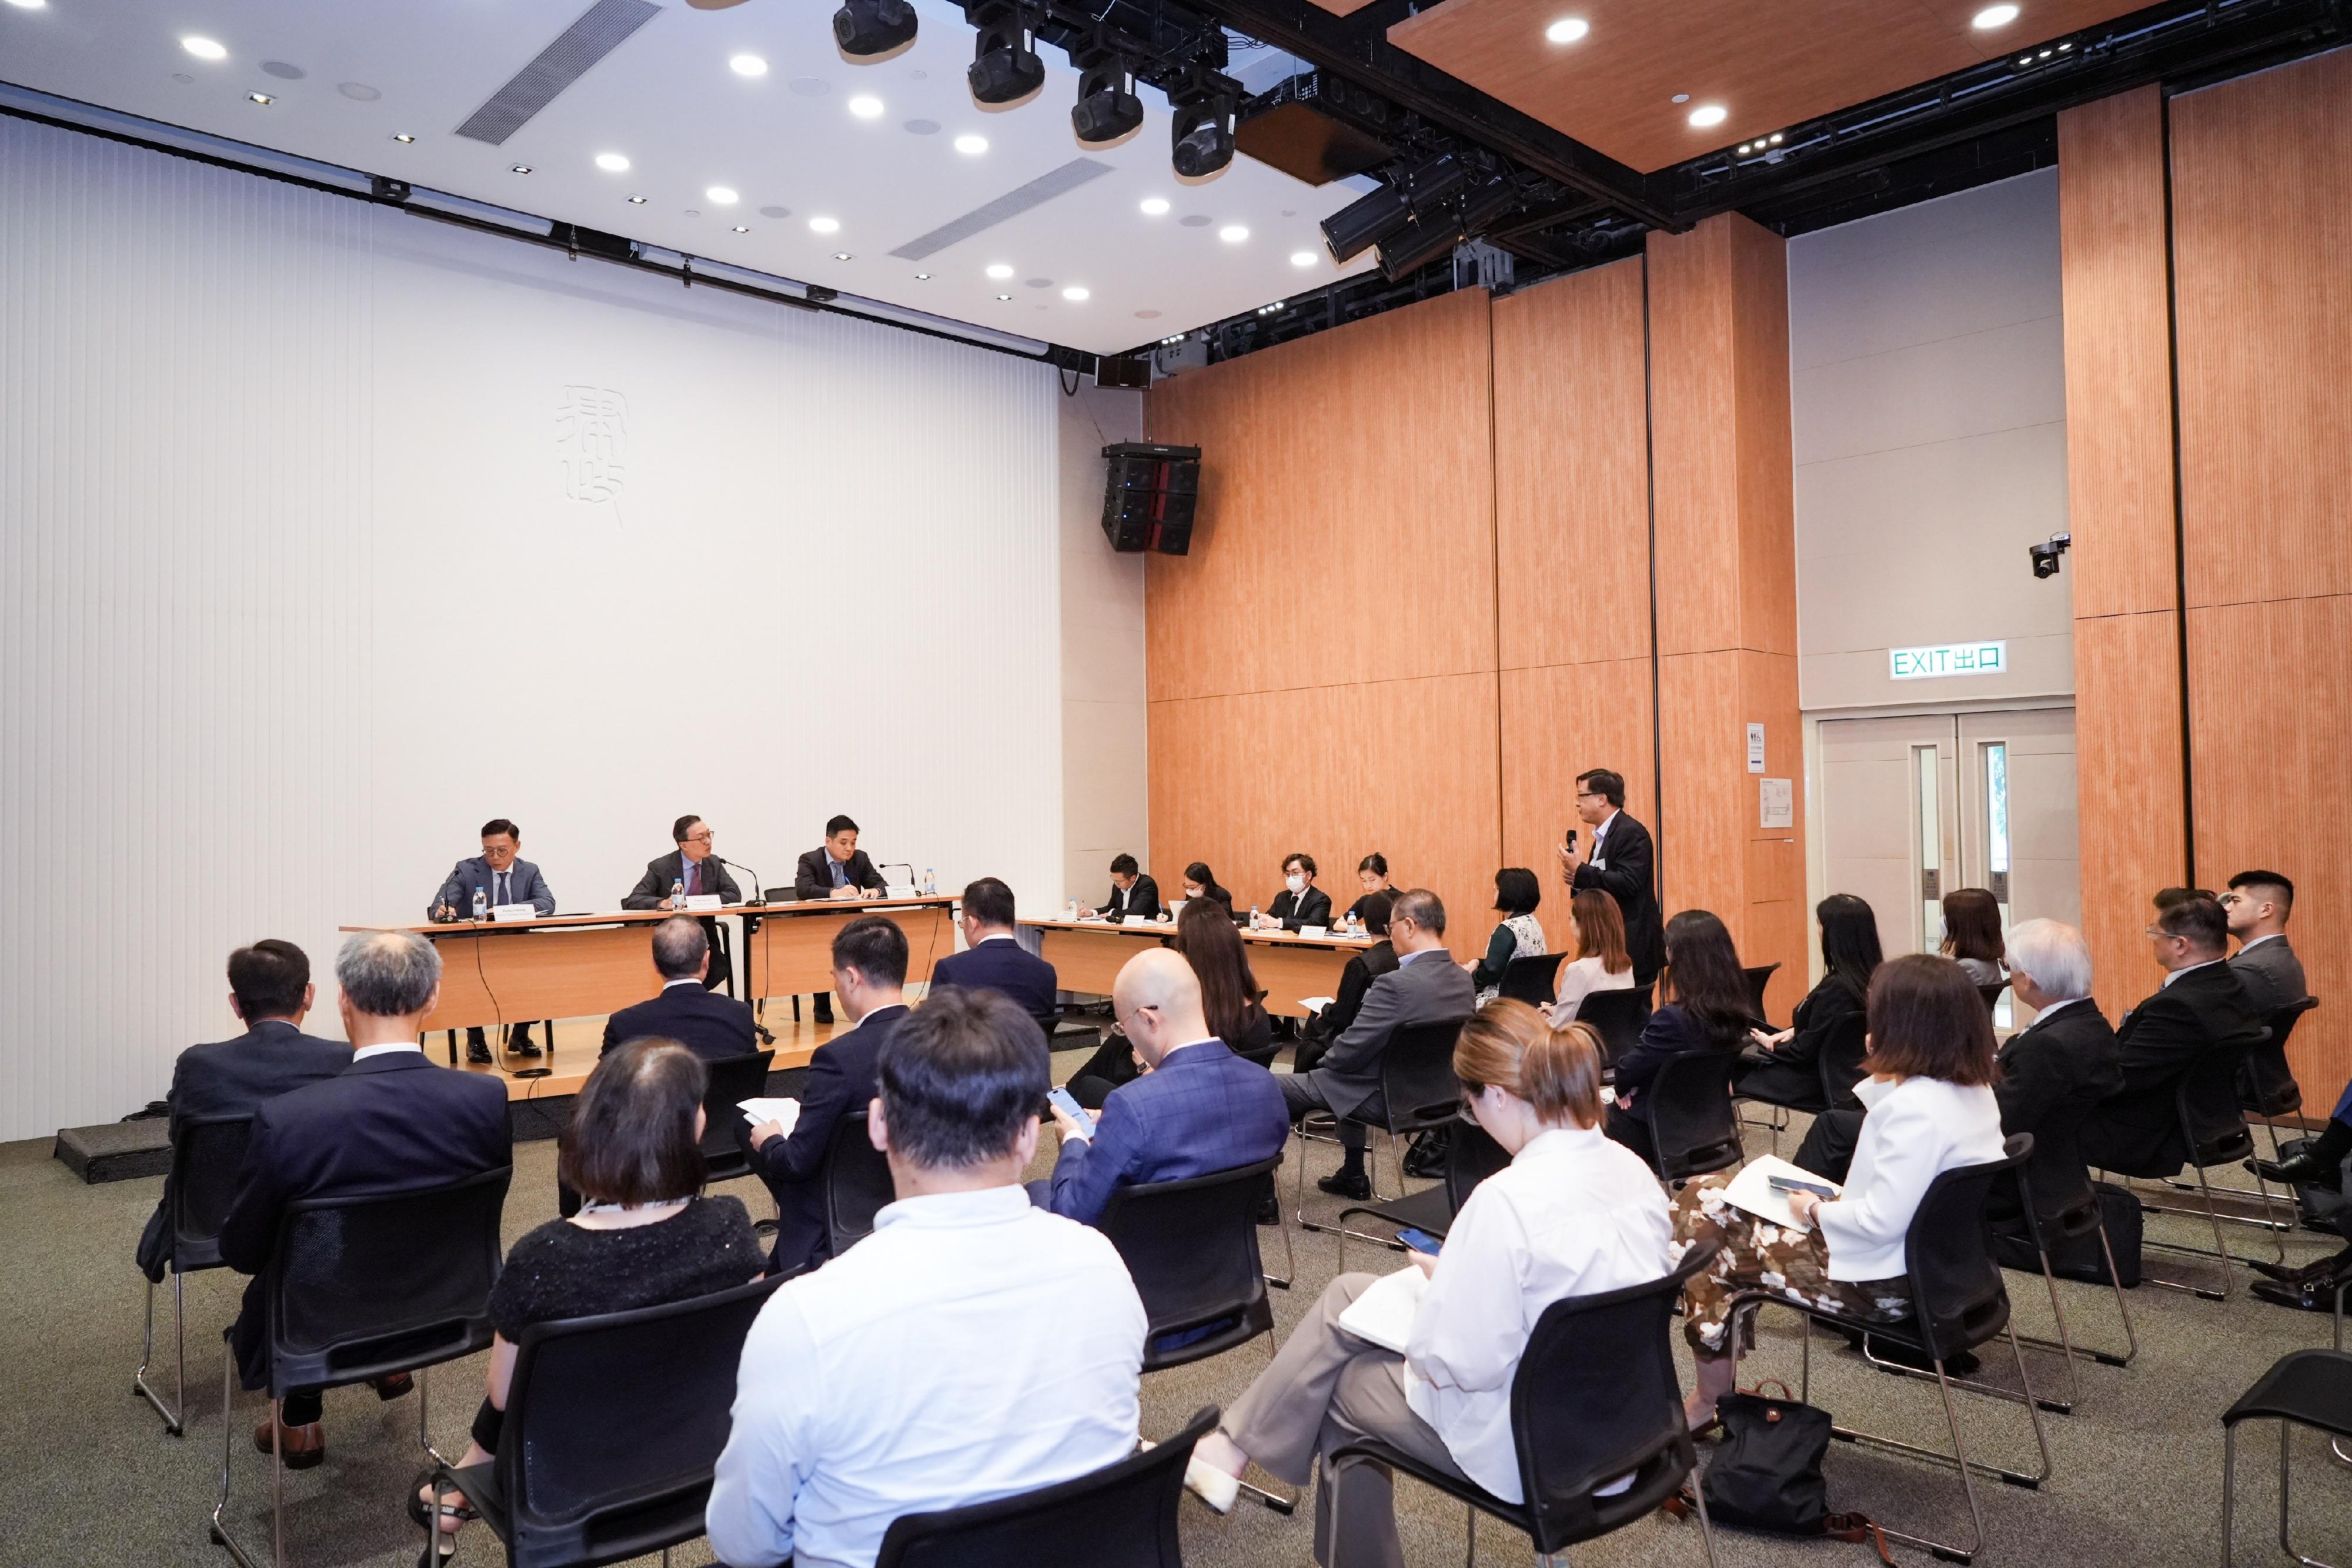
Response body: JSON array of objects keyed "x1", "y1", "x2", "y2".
[{"x1": 1100, "y1": 442, "x2": 1202, "y2": 554}]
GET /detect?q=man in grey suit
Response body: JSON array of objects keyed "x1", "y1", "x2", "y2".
[
  {"x1": 2224, "y1": 869, "x2": 2307, "y2": 1014},
  {"x1": 1278, "y1": 888, "x2": 1474, "y2": 1200},
  {"x1": 428, "y1": 818, "x2": 558, "y2": 1061}
]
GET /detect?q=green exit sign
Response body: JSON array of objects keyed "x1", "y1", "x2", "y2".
[{"x1": 1890, "y1": 641, "x2": 2007, "y2": 680}]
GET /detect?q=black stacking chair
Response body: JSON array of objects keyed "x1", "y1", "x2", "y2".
[
  {"x1": 2224, "y1": 997, "x2": 2320, "y2": 1196},
  {"x1": 697, "y1": 1049, "x2": 776, "y2": 1187},
  {"x1": 2119, "y1": 1031, "x2": 2283, "y2": 1299},
  {"x1": 821, "y1": 1109, "x2": 896, "y2": 1256},
  {"x1": 2220, "y1": 1347, "x2": 2352, "y2": 1568},
  {"x1": 422, "y1": 1274, "x2": 784, "y2": 1568},
  {"x1": 1295, "y1": 1018, "x2": 1468, "y2": 1235},
  {"x1": 135, "y1": 1113, "x2": 252, "y2": 1436},
  {"x1": 214, "y1": 1166, "x2": 510, "y2": 1568},
  {"x1": 1499, "y1": 952, "x2": 1566, "y2": 1007},
  {"x1": 874, "y1": 1405, "x2": 1215, "y2": 1568},
  {"x1": 1099, "y1": 1154, "x2": 1294, "y2": 1516},
  {"x1": 1334, "y1": 1241, "x2": 1723, "y2": 1568},
  {"x1": 1645, "y1": 1050, "x2": 1745, "y2": 1183},
  {"x1": 1733, "y1": 1010, "x2": 1868, "y2": 1151},
  {"x1": 1742, "y1": 962, "x2": 1780, "y2": 1022},
  {"x1": 2003, "y1": 1091, "x2": 2139, "y2": 1410},
  {"x1": 1576, "y1": 984, "x2": 1653, "y2": 1069},
  {"x1": 1738, "y1": 1135, "x2": 2050, "y2": 1564},
  {"x1": 1334, "y1": 1115, "x2": 1512, "y2": 1274}
]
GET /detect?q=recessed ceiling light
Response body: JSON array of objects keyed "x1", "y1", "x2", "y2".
[
  {"x1": 1972, "y1": 3, "x2": 2020, "y2": 28},
  {"x1": 1140, "y1": 197, "x2": 1171, "y2": 216},
  {"x1": 511, "y1": 163, "x2": 533, "y2": 174},
  {"x1": 1688, "y1": 104, "x2": 1728, "y2": 128},
  {"x1": 1220, "y1": 225, "x2": 1249, "y2": 243},
  {"x1": 733, "y1": 225, "x2": 750, "y2": 233},
  {"x1": 1545, "y1": 16, "x2": 1589, "y2": 43},
  {"x1": 809, "y1": 215, "x2": 840, "y2": 234},
  {"x1": 1671, "y1": 93, "x2": 1690, "y2": 104},
  {"x1": 181, "y1": 35, "x2": 227, "y2": 61},
  {"x1": 995, "y1": 293, "x2": 1013, "y2": 301},
  {"x1": 848, "y1": 95, "x2": 884, "y2": 119},
  {"x1": 5, "y1": 0, "x2": 49, "y2": 11},
  {"x1": 833, "y1": 251, "x2": 853, "y2": 260},
  {"x1": 594, "y1": 152, "x2": 630, "y2": 172},
  {"x1": 246, "y1": 92, "x2": 272, "y2": 105},
  {"x1": 985, "y1": 263, "x2": 1013, "y2": 279},
  {"x1": 391, "y1": 132, "x2": 416, "y2": 143},
  {"x1": 954, "y1": 133, "x2": 988, "y2": 155},
  {"x1": 2038, "y1": 48, "x2": 2052, "y2": 58},
  {"x1": 730, "y1": 54, "x2": 768, "y2": 76},
  {"x1": 627, "y1": 195, "x2": 647, "y2": 203},
  {"x1": 706, "y1": 186, "x2": 739, "y2": 205},
  {"x1": 914, "y1": 272, "x2": 931, "y2": 280},
  {"x1": 1769, "y1": 132, "x2": 1783, "y2": 144},
  {"x1": 1063, "y1": 286, "x2": 1090, "y2": 301},
  {"x1": 1290, "y1": 250, "x2": 1315, "y2": 267}
]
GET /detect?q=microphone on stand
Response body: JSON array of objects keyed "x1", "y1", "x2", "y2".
[
  {"x1": 713, "y1": 858, "x2": 776, "y2": 1045},
  {"x1": 880, "y1": 863, "x2": 917, "y2": 898}
]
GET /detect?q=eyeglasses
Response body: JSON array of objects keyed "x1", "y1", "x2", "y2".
[
  {"x1": 684, "y1": 831, "x2": 713, "y2": 844},
  {"x1": 1575, "y1": 790, "x2": 1605, "y2": 801},
  {"x1": 2143, "y1": 925, "x2": 2181, "y2": 940},
  {"x1": 1112, "y1": 1001, "x2": 1160, "y2": 1033}
]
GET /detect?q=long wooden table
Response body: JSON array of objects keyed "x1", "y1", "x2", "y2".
[{"x1": 1028, "y1": 916, "x2": 1374, "y2": 1017}]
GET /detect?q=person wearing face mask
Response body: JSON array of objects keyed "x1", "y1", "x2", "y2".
[
  {"x1": 1181, "y1": 862, "x2": 1235, "y2": 920},
  {"x1": 1255, "y1": 852, "x2": 1333, "y2": 933}
]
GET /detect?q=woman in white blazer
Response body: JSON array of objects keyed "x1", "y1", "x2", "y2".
[{"x1": 1671, "y1": 954, "x2": 2005, "y2": 1433}]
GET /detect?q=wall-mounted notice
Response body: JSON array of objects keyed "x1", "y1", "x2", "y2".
[
  {"x1": 1889, "y1": 641, "x2": 2006, "y2": 680},
  {"x1": 1747, "y1": 723, "x2": 1766, "y2": 773},
  {"x1": 1760, "y1": 777, "x2": 1794, "y2": 830}
]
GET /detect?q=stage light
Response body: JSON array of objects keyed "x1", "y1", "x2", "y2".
[
  {"x1": 833, "y1": 0, "x2": 918, "y2": 61},
  {"x1": 967, "y1": 2, "x2": 1044, "y2": 106},
  {"x1": 1169, "y1": 70, "x2": 1237, "y2": 180},
  {"x1": 1321, "y1": 155, "x2": 1465, "y2": 263},
  {"x1": 1072, "y1": 62, "x2": 1144, "y2": 146}
]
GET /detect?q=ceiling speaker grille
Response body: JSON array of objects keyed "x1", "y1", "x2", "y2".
[
  {"x1": 455, "y1": 0, "x2": 662, "y2": 146},
  {"x1": 888, "y1": 159, "x2": 1115, "y2": 260}
]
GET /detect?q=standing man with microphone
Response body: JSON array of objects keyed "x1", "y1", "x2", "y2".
[
  {"x1": 623, "y1": 815, "x2": 744, "y2": 991},
  {"x1": 429, "y1": 818, "x2": 557, "y2": 1062},
  {"x1": 1557, "y1": 768, "x2": 1665, "y2": 987}
]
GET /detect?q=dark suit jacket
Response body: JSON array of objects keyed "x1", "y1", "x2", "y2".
[
  {"x1": 1613, "y1": 1003, "x2": 1739, "y2": 1123},
  {"x1": 1267, "y1": 885, "x2": 1335, "y2": 933},
  {"x1": 138, "y1": 1020, "x2": 353, "y2": 1281},
  {"x1": 1732, "y1": 978, "x2": 1864, "y2": 1109},
  {"x1": 1194, "y1": 884, "x2": 1236, "y2": 918},
  {"x1": 1574, "y1": 812, "x2": 1666, "y2": 984},
  {"x1": 794, "y1": 847, "x2": 886, "y2": 901},
  {"x1": 1098, "y1": 875, "x2": 1162, "y2": 924},
  {"x1": 1302, "y1": 942, "x2": 1400, "y2": 1058},
  {"x1": 748, "y1": 1003, "x2": 907, "y2": 1275},
  {"x1": 930, "y1": 937, "x2": 1060, "y2": 1018},
  {"x1": 1047, "y1": 1040, "x2": 1289, "y2": 1227},
  {"x1": 2230, "y1": 935, "x2": 2308, "y2": 1017},
  {"x1": 429, "y1": 856, "x2": 556, "y2": 918},
  {"x1": 2082, "y1": 961, "x2": 2263, "y2": 1176},
  {"x1": 1305, "y1": 949, "x2": 1476, "y2": 1121},
  {"x1": 623, "y1": 850, "x2": 743, "y2": 910},
  {"x1": 219, "y1": 1052, "x2": 512, "y2": 1390},
  {"x1": 1996, "y1": 998, "x2": 2124, "y2": 1141},
  {"x1": 601, "y1": 980, "x2": 758, "y2": 1060}
]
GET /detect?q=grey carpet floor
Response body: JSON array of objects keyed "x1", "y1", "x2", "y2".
[{"x1": 5, "y1": 1091, "x2": 2348, "y2": 1568}]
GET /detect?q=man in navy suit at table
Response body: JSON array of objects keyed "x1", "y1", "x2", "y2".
[
  {"x1": 427, "y1": 818, "x2": 557, "y2": 1062},
  {"x1": 930, "y1": 877, "x2": 1059, "y2": 1021}
]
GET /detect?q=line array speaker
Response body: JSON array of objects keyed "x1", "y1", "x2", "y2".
[{"x1": 1100, "y1": 442, "x2": 1201, "y2": 554}]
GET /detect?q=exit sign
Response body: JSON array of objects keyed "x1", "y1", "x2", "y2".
[{"x1": 1890, "y1": 641, "x2": 2007, "y2": 680}]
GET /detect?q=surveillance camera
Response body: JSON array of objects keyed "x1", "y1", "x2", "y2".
[{"x1": 2029, "y1": 531, "x2": 2072, "y2": 580}]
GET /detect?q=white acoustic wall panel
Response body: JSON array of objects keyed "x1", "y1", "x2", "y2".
[{"x1": 0, "y1": 115, "x2": 1087, "y2": 1141}]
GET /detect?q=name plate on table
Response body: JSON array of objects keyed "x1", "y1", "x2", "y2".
[
  {"x1": 490, "y1": 904, "x2": 539, "y2": 922},
  {"x1": 886, "y1": 884, "x2": 919, "y2": 900},
  {"x1": 680, "y1": 893, "x2": 724, "y2": 911},
  {"x1": 1300, "y1": 925, "x2": 1329, "y2": 938},
  {"x1": 1123, "y1": 915, "x2": 1151, "y2": 927}
]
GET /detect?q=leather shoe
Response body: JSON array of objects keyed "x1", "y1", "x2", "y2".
[
  {"x1": 466, "y1": 1043, "x2": 494, "y2": 1066},
  {"x1": 2251, "y1": 1276, "x2": 2347, "y2": 1314},
  {"x1": 512, "y1": 1040, "x2": 543, "y2": 1058},
  {"x1": 2249, "y1": 1151, "x2": 2336, "y2": 1187},
  {"x1": 1317, "y1": 1169, "x2": 1372, "y2": 1201},
  {"x1": 2249, "y1": 1250, "x2": 2347, "y2": 1285},
  {"x1": 370, "y1": 1372, "x2": 413, "y2": 1402},
  {"x1": 253, "y1": 1417, "x2": 325, "y2": 1470}
]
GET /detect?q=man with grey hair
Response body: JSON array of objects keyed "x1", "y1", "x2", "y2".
[
  {"x1": 219, "y1": 930, "x2": 512, "y2": 1470},
  {"x1": 1995, "y1": 918, "x2": 2123, "y2": 1153},
  {"x1": 600, "y1": 915, "x2": 758, "y2": 1062}
]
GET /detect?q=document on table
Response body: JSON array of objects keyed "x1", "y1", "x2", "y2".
[
  {"x1": 739, "y1": 1097, "x2": 801, "y2": 1137},
  {"x1": 1722, "y1": 1154, "x2": 1842, "y2": 1232},
  {"x1": 1336, "y1": 1265, "x2": 1428, "y2": 1355},
  {"x1": 1298, "y1": 995, "x2": 1337, "y2": 1014}
]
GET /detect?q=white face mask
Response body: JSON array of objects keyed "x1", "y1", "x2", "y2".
[
  {"x1": 1184, "y1": 887, "x2": 1204, "y2": 901},
  {"x1": 1285, "y1": 874, "x2": 1306, "y2": 894}
]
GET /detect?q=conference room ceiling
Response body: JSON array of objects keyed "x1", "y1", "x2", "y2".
[{"x1": 0, "y1": 0, "x2": 1378, "y2": 356}]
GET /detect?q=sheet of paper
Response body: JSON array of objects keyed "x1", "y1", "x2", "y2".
[
  {"x1": 681, "y1": 893, "x2": 724, "y2": 911},
  {"x1": 739, "y1": 1097, "x2": 801, "y2": 1137},
  {"x1": 490, "y1": 903, "x2": 538, "y2": 922},
  {"x1": 1722, "y1": 1153, "x2": 1842, "y2": 1232},
  {"x1": 1298, "y1": 995, "x2": 1337, "y2": 1014},
  {"x1": 1335, "y1": 1265, "x2": 1428, "y2": 1356}
]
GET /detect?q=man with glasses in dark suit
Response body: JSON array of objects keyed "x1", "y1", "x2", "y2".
[
  {"x1": 1557, "y1": 768, "x2": 1665, "y2": 986},
  {"x1": 624, "y1": 815, "x2": 743, "y2": 991}
]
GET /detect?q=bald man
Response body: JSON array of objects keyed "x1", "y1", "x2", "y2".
[{"x1": 1037, "y1": 948, "x2": 1290, "y2": 1228}]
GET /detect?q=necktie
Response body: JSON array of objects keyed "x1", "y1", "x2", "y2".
[
  {"x1": 685, "y1": 861, "x2": 699, "y2": 896},
  {"x1": 496, "y1": 871, "x2": 509, "y2": 907}
]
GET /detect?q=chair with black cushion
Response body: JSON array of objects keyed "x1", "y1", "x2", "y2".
[
  {"x1": 873, "y1": 1405, "x2": 1215, "y2": 1568},
  {"x1": 2117, "y1": 1030, "x2": 2285, "y2": 1300},
  {"x1": 1736, "y1": 1134, "x2": 2050, "y2": 1565},
  {"x1": 1575, "y1": 984, "x2": 1653, "y2": 1069},
  {"x1": 135, "y1": 1114, "x2": 253, "y2": 1436},
  {"x1": 1733, "y1": 1010, "x2": 1869, "y2": 1152},
  {"x1": 2230, "y1": 997, "x2": 2320, "y2": 1194},
  {"x1": 1334, "y1": 1114, "x2": 1511, "y2": 1275},
  {"x1": 1742, "y1": 962, "x2": 1780, "y2": 1022},
  {"x1": 697, "y1": 1049, "x2": 776, "y2": 1188},
  {"x1": 1499, "y1": 952, "x2": 1566, "y2": 1007},
  {"x1": 2002, "y1": 1091, "x2": 2139, "y2": 1410},
  {"x1": 422, "y1": 1275, "x2": 785, "y2": 1568},
  {"x1": 822, "y1": 1109, "x2": 896, "y2": 1256},
  {"x1": 1333, "y1": 1240, "x2": 1723, "y2": 1568},
  {"x1": 2220, "y1": 1346, "x2": 2352, "y2": 1568},
  {"x1": 1294, "y1": 1018, "x2": 1468, "y2": 1236},
  {"x1": 213, "y1": 1166, "x2": 512, "y2": 1568},
  {"x1": 1099, "y1": 1155, "x2": 1294, "y2": 1516},
  {"x1": 1645, "y1": 1050, "x2": 1745, "y2": 1184}
]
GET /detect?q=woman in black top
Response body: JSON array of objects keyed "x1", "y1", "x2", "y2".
[
  {"x1": 1606, "y1": 909, "x2": 1753, "y2": 1167},
  {"x1": 414, "y1": 1039, "x2": 763, "y2": 1540},
  {"x1": 1182, "y1": 861, "x2": 1235, "y2": 918},
  {"x1": 1733, "y1": 893, "x2": 1882, "y2": 1109},
  {"x1": 1342, "y1": 852, "x2": 1396, "y2": 927},
  {"x1": 1068, "y1": 901, "x2": 1275, "y2": 1105}
]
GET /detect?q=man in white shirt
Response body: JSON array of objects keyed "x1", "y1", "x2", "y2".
[{"x1": 706, "y1": 986, "x2": 1147, "y2": 1568}]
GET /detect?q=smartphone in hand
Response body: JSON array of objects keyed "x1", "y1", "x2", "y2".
[
  {"x1": 1045, "y1": 1086, "x2": 1095, "y2": 1141},
  {"x1": 1767, "y1": 1174, "x2": 1838, "y2": 1201},
  {"x1": 1395, "y1": 1226, "x2": 1445, "y2": 1255}
]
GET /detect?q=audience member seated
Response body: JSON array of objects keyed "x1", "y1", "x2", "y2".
[
  {"x1": 2250, "y1": 1076, "x2": 2352, "y2": 1308},
  {"x1": 1545, "y1": 889, "x2": 1636, "y2": 1028},
  {"x1": 1733, "y1": 894, "x2": 1881, "y2": 1109},
  {"x1": 1344, "y1": 853, "x2": 1396, "y2": 928},
  {"x1": 1941, "y1": 887, "x2": 2008, "y2": 987},
  {"x1": 2080, "y1": 890, "x2": 2262, "y2": 1176},
  {"x1": 706, "y1": 987, "x2": 1147, "y2": 1568},
  {"x1": 2224, "y1": 868, "x2": 2307, "y2": 1015},
  {"x1": 1184, "y1": 1002, "x2": 1671, "y2": 1567},
  {"x1": 1038, "y1": 948, "x2": 1288, "y2": 1230},
  {"x1": 1079, "y1": 852, "x2": 1160, "y2": 924},
  {"x1": 1255, "y1": 851, "x2": 1334, "y2": 933},
  {"x1": 218, "y1": 931, "x2": 511, "y2": 1470},
  {"x1": 138, "y1": 940, "x2": 350, "y2": 1284},
  {"x1": 1465, "y1": 868, "x2": 1545, "y2": 1007},
  {"x1": 1278, "y1": 890, "x2": 1475, "y2": 1202},
  {"x1": 744, "y1": 916, "x2": 911, "y2": 1275},
  {"x1": 1604, "y1": 910, "x2": 1752, "y2": 1169},
  {"x1": 1182, "y1": 861, "x2": 1235, "y2": 917},
  {"x1": 928, "y1": 876, "x2": 1058, "y2": 1018},
  {"x1": 413, "y1": 1039, "x2": 763, "y2": 1543},
  {"x1": 600, "y1": 915, "x2": 758, "y2": 1061},
  {"x1": 1067, "y1": 902, "x2": 1277, "y2": 1108},
  {"x1": 1300, "y1": 892, "x2": 1399, "y2": 1071},
  {"x1": 1673, "y1": 955, "x2": 2005, "y2": 1433}
]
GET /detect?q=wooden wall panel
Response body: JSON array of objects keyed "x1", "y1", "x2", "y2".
[
  {"x1": 2072, "y1": 611, "x2": 2186, "y2": 1019},
  {"x1": 1647, "y1": 222, "x2": 1740, "y2": 660},
  {"x1": 1731, "y1": 221, "x2": 1799, "y2": 661},
  {"x1": 1498, "y1": 658, "x2": 1655, "y2": 952},
  {"x1": 1656, "y1": 651, "x2": 1746, "y2": 930}
]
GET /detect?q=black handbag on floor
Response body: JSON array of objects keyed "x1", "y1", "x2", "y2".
[{"x1": 1686, "y1": 1382, "x2": 1890, "y2": 1560}]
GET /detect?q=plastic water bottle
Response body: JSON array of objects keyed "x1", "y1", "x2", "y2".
[
  {"x1": 471, "y1": 886, "x2": 487, "y2": 922},
  {"x1": 670, "y1": 877, "x2": 685, "y2": 908},
  {"x1": 1250, "y1": 905, "x2": 1260, "y2": 930},
  {"x1": 924, "y1": 867, "x2": 937, "y2": 895}
]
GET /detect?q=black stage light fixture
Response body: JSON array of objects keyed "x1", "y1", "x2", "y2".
[
  {"x1": 1072, "y1": 62, "x2": 1144, "y2": 146},
  {"x1": 1375, "y1": 212, "x2": 1458, "y2": 281},
  {"x1": 1321, "y1": 155, "x2": 1464, "y2": 263},
  {"x1": 833, "y1": 0, "x2": 918, "y2": 59},
  {"x1": 965, "y1": 1, "x2": 1044, "y2": 106},
  {"x1": 1169, "y1": 69, "x2": 1238, "y2": 180}
]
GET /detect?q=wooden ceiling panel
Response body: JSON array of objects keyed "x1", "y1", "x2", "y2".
[{"x1": 1388, "y1": 0, "x2": 2151, "y2": 173}]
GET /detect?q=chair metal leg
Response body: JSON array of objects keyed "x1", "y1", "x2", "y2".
[
  {"x1": 416, "y1": 1363, "x2": 460, "y2": 1469},
  {"x1": 2224, "y1": 1422, "x2": 2240, "y2": 1568},
  {"x1": 1265, "y1": 1178, "x2": 1296, "y2": 1292},
  {"x1": 2278, "y1": 1420, "x2": 2347, "y2": 1568},
  {"x1": 135, "y1": 1270, "x2": 189, "y2": 1435},
  {"x1": 1689, "y1": 1436, "x2": 1723, "y2": 1568},
  {"x1": 1465, "y1": 1500, "x2": 1475, "y2": 1567},
  {"x1": 1849, "y1": 1326, "x2": 2056, "y2": 1483}
]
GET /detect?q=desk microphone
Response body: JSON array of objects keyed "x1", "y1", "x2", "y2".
[
  {"x1": 716, "y1": 857, "x2": 765, "y2": 906},
  {"x1": 880, "y1": 862, "x2": 917, "y2": 895}
]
